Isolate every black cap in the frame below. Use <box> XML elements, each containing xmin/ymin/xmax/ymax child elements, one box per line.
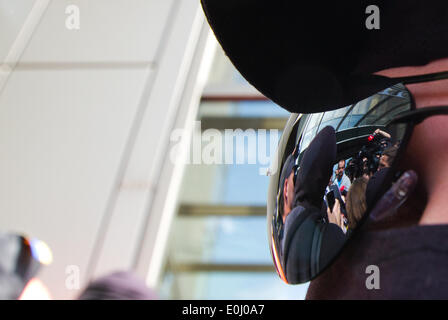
<box><xmin>294</xmin><ymin>126</ymin><xmax>337</xmax><ymax>209</ymax></box>
<box><xmin>201</xmin><ymin>0</ymin><xmax>448</xmax><ymax>113</ymax></box>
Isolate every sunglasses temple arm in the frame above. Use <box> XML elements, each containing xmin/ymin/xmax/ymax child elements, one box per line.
<box><xmin>394</xmin><ymin>71</ymin><xmax>448</xmax><ymax>85</ymax></box>
<box><xmin>388</xmin><ymin>106</ymin><xmax>448</xmax><ymax>126</ymax></box>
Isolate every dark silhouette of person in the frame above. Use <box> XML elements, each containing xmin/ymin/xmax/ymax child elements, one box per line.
<box><xmin>276</xmin><ymin>126</ymin><xmax>347</xmax><ymax>284</ymax></box>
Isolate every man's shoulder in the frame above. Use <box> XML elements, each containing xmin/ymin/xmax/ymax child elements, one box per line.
<box><xmin>306</xmin><ymin>224</ymin><xmax>448</xmax><ymax>299</ymax></box>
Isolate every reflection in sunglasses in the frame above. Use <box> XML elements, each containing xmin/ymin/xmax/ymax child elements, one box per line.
<box><xmin>268</xmin><ymin>86</ymin><xmax>412</xmax><ymax>284</ymax></box>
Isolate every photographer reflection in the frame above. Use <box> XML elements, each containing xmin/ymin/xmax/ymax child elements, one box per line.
<box><xmin>378</xmin><ymin>146</ymin><xmax>398</xmax><ymax>171</ymax></box>
<box><xmin>275</xmin><ymin>126</ymin><xmax>347</xmax><ymax>283</ymax></box>
<box><xmin>335</xmin><ymin>129</ymin><xmax>395</xmax><ymax>234</ymax></box>
<box><xmin>373</xmin><ymin>128</ymin><xmax>391</xmax><ymax>141</ymax></box>
<box><xmin>346</xmin><ymin>128</ymin><xmax>393</xmax><ymax>182</ymax></box>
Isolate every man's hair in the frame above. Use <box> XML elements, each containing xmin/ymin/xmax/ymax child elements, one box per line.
<box><xmin>382</xmin><ymin>146</ymin><xmax>399</xmax><ymax>165</ymax></box>
<box><xmin>345</xmin><ymin>176</ymin><xmax>368</xmax><ymax>230</ymax></box>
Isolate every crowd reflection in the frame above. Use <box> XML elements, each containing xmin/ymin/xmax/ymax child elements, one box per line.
<box><xmin>325</xmin><ymin>129</ymin><xmax>399</xmax><ymax>234</ymax></box>
<box><xmin>271</xmin><ymin>123</ymin><xmax>405</xmax><ymax>284</ymax></box>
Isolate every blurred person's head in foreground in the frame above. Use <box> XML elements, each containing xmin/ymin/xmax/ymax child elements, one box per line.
<box><xmin>0</xmin><ymin>232</ymin><xmax>52</xmax><ymax>300</ymax></box>
<box><xmin>78</xmin><ymin>271</ymin><xmax>158</xmax><ymax>300</ymax></box>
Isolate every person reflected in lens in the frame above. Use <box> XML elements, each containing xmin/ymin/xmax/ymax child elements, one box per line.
<box><xmin>373</xmin><ymin>128</ymin><xmax>391</xmax><ymax>143</ymax></box>
<box><xmin>325</xmin><ymin>176</ymin><xmax>348</xmax><ymax>233</ymax></box>
<box><xmin>307</xmin><ymin>57</ymin><xmax>448</xmax><ymax>300</ymax></box>
<box><xmin>275</xmin><ymin>126</ymin><xmax>348</xmax><ymax>284</ymax></box>
<box><xmin>345</xmin><ymin>128</ymin><xmax>393</xmax><ymax>183</ymax></box>
<box><xmin>345</xmin><ymin>176</ymin><xmax>369</xmax><ymax>233</ymax></box>
<box><xmin>378</xmin><ymin>146</ymin><xmax>398</xmax><ymax>171</ymax></box>
<box><xmin>333</xmin><ymin>160</ymin><xmax>351</xmax><ymax>196</ymax></box>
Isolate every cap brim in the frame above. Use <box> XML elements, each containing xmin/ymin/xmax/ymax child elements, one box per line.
<box><xmin>201</xmin><ymin>0</ymin><xmax>448</xmax><ymax>113</ymax></box>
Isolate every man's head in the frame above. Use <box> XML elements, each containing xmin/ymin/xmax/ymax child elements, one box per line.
<box><xmin>376</xmin><ymin>59</ymin><xmax>448</xmax><ymax>174</ymax></box>
<box><xmin>378</xmin><ymin>154</ymin><xmax>389</xmax><ymax>170</ymax></box>
<box><xmin>336</xmin><ymin>160</ymin><xmax>346</xmax><ymax>180</ymax></box>
<box><xmin>203</xmin><ymin>0</ymin><xmax>448</xmax><ymax>224</ymax></box>
<box><xmin>375</xmin><ymin>57</ymin><xmax>448</xmax><ymax>225</ymax></box>
<box><xmin>378</xmin><ymin>146</ymin><xmax>398</xmax><ymax>170</ymax></box>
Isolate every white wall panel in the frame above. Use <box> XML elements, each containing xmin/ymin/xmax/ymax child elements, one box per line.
<box><xmin>0</xmin><ymin>0</ymin><xmax>207</xmax><ymax>300</ymax></box>
<box><xmin>90</xmin><ymin>0</ymin><xmax>205</xmax><ymax>280</ymax></box>
<box><xmin>0</xmin><ymin>67</ymin><xmax>150</xmax><ymax>299</ymax></box>
<box><xmin>19</xmin><ymin>0</ymin><xmax>174</xmax><ymax>63</ymax></box>
<box><xmin>0</xmin><ymin>0</ymin><xmax>36</xmax><ymax>62</ymax></box>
